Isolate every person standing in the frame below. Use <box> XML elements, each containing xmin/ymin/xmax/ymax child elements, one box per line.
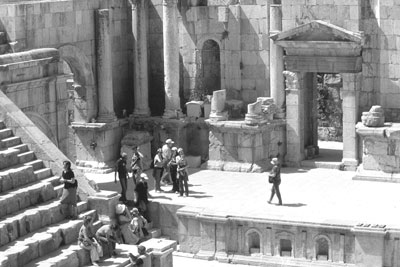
<box><xmin>169</xmin><ymin>147</ymin><xmax>179</xmax><ymax>193</ymax></box>
<box><xmin>115</xmin><ymin>153</ymin><xmax>129</xmax><ymax>202</ymax></box>
<box><xmin>131</xmin><ymin>146</ymin><xmax>144</xmax><ymax>185</ymax></box>
<box><xmin>267</xmin><ymin>157</ymin><xmax>282</xmax><ymax>205</ymax></box>
<box><xmin>152</xmin><ymin>148</ymin><xmax>164</xmax><ymax>193</ymax></box>
<box><xmin>176</xmin><ymin>148</ymin><xmax>189</xmax><ymax>197</ymax></box>
<box><xmin>161</xmin><ymin>139</ymin><xmax>174</xmax><ymax>184</ymax></box>
<box><xmin>134</xmin><ymin>173</ymin><xmax>151</xmax><ymax>223</ymax></box>
<box><xmin>60</xmin><ymin>160</ymin><xmax>78</xmax><ymax>219</ymax></box>
<box><xmin>78</xmin><ymin>216</ymin><xmax>103</xmax><ymax>266</ymax></box>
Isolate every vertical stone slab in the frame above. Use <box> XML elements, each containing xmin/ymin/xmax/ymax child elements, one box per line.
<box><xmin>95</xmin><ymin>9</ymin><xmax>117</xmax><ymax>123</ymax></box>
<box><xmin>265</xmin><ymin>227</ymin><xmax>273</xmax><ymax>256</ymax></box>
<box><xmin>130</xmin><ymin>0</ymin><xmax>150</xmax><ymax>117</ymax></box>
<box><xmin>353</xmin><ymin>226</ymin><xmax>386</xmax><ymax>267</ymax></box>
<box><xmin>163</xmin><ymin>0</ymin><xmax>181</xmax><ymax>119</ymax></box>
<box><xmin>269</xmin><ymin>4</ymin><xmax>285</xmax><ymax>117</ymax></box>
<box><xmin>284</xmin><ymin>71</ymin><xmax>304</xmax><ymax>166</ymax></box>
<box><xmin>339</xmin><ymin>233</ymin><xmax>345</xmax><ymax>263</ymax></box>
<box><xmin>196</xmin><ymin>221</ymin><xmax>216</xmax><ymax>260</ymax></box>
<box><xmin>342</xmin><ymin>72</ymin><xmax>360</xmax><ymax>170</ymax></box>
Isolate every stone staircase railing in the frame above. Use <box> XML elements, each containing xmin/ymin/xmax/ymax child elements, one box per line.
<box><xmin>0</xmin><ymin>121</ymin><xmax>102</xmax><ymax>267</ymax></box>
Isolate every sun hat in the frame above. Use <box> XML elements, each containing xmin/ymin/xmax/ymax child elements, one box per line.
<box><xmin>270</xmin><ymin>157</ymin><xmax>279</xmax><ymax>165</ymax></box>
<box><xmin>115</xmin><ymin>204</ymin><xmax>126</xmax><ymax>215</ymax></box>
<box><xmin>171</xmin><ymin>147</ymin><xmax>178</xmax><ymax>151</ymax></box>
<box><xmin>140</xmin><ymin>173</ymin><xmax>148</xmax><ymax>180</ymax></box>
<box><xmin>165</xmin><ymin>139</ymin><xmax>174</xmax><ymax>144</ymax></box>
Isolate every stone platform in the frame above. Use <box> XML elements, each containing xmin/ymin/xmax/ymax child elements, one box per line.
<box><xmin>93</xmin><ymin>167</ymin><xmax>400</xmax><ymax>266</ymax></box>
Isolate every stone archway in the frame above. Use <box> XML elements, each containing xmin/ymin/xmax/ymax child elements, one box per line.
<box><xmin>58</xmin><ymin>44</ymin><xmax>97</xmax><ymax>122</ymax></box>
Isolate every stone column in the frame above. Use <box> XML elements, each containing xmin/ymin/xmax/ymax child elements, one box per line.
<box><xmin>342</xmin><ymin>73</ymin><xmax>360</xmax><ymax>171</ymax></box>
<box><xmin>95</xmin><ymin>9</ymin><xmax>117</xmax><ymax>123</ymax></box>
<box><xmin>130</xmin><ymin>0</ymin><xmax>150</xmax><ymax>117</ymax></box>
<box><xmin>163</xmin><ymin>0</ymin><xmax>181</xmax><ymax>119</ymax></box>
<box><xmin>284</xmin><ymin>71</ymin><xmax>305</xmax><ymax>166</ymax></box>
<box><xmin>269</xmin><ymin>4</ymin><xmax>285</xmax><ymax>118</ymax></box>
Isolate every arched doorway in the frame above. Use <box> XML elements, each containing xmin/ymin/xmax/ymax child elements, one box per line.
<box><xmin>58</xmin><ymin>44</ymin><xmax>97</xmax><ymax>123</ymax></box>
<box><xmin>200</xmin><ymin>39</ymin><xmax>221</xmax><ymax>96</ymax></box>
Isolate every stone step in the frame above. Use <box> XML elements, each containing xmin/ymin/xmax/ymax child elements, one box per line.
<box><xmin>18</xmin><ymin>151</ymin><xmax>36</xmax><ymax>164</ymax></box>
<box><xmin>0</xmin><ymin>165</ymin><xmax>36</xmax><ymax>193</ymax></box>
<box><xmin>0</xmin><ymin>136</ymin><xmax>22</xmax><ymax>148</ymax></box>
<box><xmin>41</xmin><ymin>175</ymin><xmax>62</xmax><ymax>187</ymax></box>
<box><xmin>0</xmin><ymin>148</ymin><xmax>20</xmax><ymax>170</ymax></box>
<box><xmin>0</xmin><ymin>210</ymin><xmax>99</xmax><ymax>267</ymax></box>
<box><xmin>0</xmin><ymin>121</ymin><xmax>5</xmax><ymax>130</ymax></box>
<box><xmin>0</xmin><ymin>128</ymin><xmax>12</xmax><ymax>140</ymax></box>
<box><xmin>24</xmin><ymin>159</ymin><xmax>44</xmax><ymax>171</ymax></box>
<box><xmin>0</xmin><ymin>201</ymin><xmax>88</xmax><ymax>247</ymax></box>
<box><xmin>34</xmin><ymin>167</ymin><xmax>52</xmax><ymax>180</ymax></box>
<box><xmin>10</xmin><ymin>143</ymin><xmax>29</xmax><ymax>153</ymax></box>
<box><xmin>0</xmin><ymin>43</ymin><xmax>10</xmax><ymax>54</ymax></box>
<box><xmin>300</xmin><ymin>160</ymin><xmax>343</xmax><ymax>170</ymax></box>
<box><xmin>54</xmin><ymin>184</ymin><xmax>64</xmax><ymax>197</ymax></box>
<box><xmin>0</xmin><ymin>180</ymin><xmax>57</xmax><ymax>218</ymax></box>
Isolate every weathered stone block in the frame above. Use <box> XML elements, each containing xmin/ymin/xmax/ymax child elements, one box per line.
<box><xmin>238</xmin><ymin>147</ymin><xmax>253</xmax><ymax>162</ymax></box>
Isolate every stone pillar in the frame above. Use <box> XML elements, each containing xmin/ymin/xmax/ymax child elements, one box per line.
<box><xmin>130</xmin><ymin>0</ymin><xmax>150</xmax><ymax>117</ymax></box>
<box><xmin>284</xmin><ymin>71</ymin><xmax>305</xmax><ymax>166</ymax></box>
<box><xmin>95</xmin><ymin>9</ymin><xmax>117</xmax><ymax>123</ymax></box>
<box><xmin>342</xmin><ymin>73</ymin><xmax>360</xmax><ymax>171</ymax></box>
<box><xmin>269</xmin><ymin>4</ymin><xmax>285</xmax><ymax>118</ymax></box>
<box><xmin>163</xmin><ymin>0</ymin><xmax>181</xmax><ymax>119</ymax></box>
<box><xmin>353</xmin><ymin>225</ymin><xmax>386</xmax><ymax>267</ymax></box>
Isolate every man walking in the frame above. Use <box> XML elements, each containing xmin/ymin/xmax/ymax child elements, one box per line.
<box><xmin>267</xmin><ymin>157</ymin><xmax>282</xmax><ymax>205</ymax></box>
<box><xmin>160</xmin><ymin>139</ymin><xmax>174</xmax><ymax>184</ymax></box>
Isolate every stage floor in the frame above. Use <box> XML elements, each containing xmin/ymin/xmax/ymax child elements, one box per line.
<box><xmin>89</xmin><ymin>167</ymin><xmax>400</xmax><ymax>229</ymax></box>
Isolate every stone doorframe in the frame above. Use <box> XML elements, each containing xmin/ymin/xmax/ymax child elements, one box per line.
<box><xmin>270</xmin><ymin>20</ymin><xmax>363</xmax><ymax>170</ymax></box>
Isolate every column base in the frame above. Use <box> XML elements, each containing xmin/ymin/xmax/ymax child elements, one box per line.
<box><xmin>133</xmin><ymin>107</ymin><xmax>150</xmax><ymax>117</ymax></box>
<box><xmin>342</xmin><ymin>158</ymin><xmax>358</xmax><ymax>171</ymax></box>
<box><xmin>163</xmin><ymin>109</ymin><xmax>183</xmax><ymax>119</ymax></box>
<box><xmin>97</xmin><ymin>112</ymin><xmax>117</xmax><ymax>123</ymax></box>
<box><xmin>209</xmin><ymin>111</ymin><xmax>228</xmax><ymax>122</ymax></box>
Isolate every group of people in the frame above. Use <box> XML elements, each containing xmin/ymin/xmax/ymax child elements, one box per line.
<box><xmin>152</xmin><ymin>139</ymin><xmax>189</xmax><ymax>197</ymax></box>
<box><xmin>114</xmin><ymin>138</ymin><xmax>190</xmax><ymax>202</ymax></box>
<box><xmin>77</xmin><ymin>206</ymin><xmax>150</xmax><ymax>266</ymax></box>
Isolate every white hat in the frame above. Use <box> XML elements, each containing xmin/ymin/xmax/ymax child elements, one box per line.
<box><xmin>165</xmin><ymin>139</ymin><xmax>174</xmax><ymax>144</ymax></box>
<box><xmin>116</xmin><ymin>204</ymin><xmax>126</xmax><ymax>215</ymax></box>
<box><xmin>140</xmin><ymin>173</ymin><xmax>148</xmax><ymax>180</ymax></box>
<box><xmin>270</xmin><ymin>157</ymin><xmax>279</xmax><ymax>165</ymax></box>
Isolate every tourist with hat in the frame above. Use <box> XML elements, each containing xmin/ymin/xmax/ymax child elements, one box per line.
<box><xmin>134</xmin><ymin>173</ymin><xmax>151</xmax><ymax>223</ymax></box>
<box><xmin>160</xmin><ymin>138</ymin><xmax>174</xmax><ymax>185</ymax></box>
<box><xmin>130</xmin><ymin>208</ymin><xmax>150</xmax><ymax>243</ymax></box>
<box><xmin>267</xmin><ymin>157</ymin><xmax>282</xmax><ymax>205</ymax></box>
<box><xmin>115</xmin><ymin>204</ymin><xmax>139</xmax><ymax>244</ymax></box>
<box><xmin>115</xmin><ymin>153</ymin><xmax>129</xmax><ymax>202</ymax></box>
<box><xmin>95</xmin><ymin>222</ymin><xmax>122</xmax><ymax>258</ymax></box>
<box><xmin>78</xmin><ymin>215</ymin><xmax>103</xmax><ymax>266</ymax></box>
<box><xmin>131</xmin><ymin>146</ymin><xmax>144</xmax><ymax>185</ymax></box>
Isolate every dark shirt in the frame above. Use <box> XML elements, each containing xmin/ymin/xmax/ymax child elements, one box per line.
<box><xmin>270</xmin><ymin>165</ymin><xmax>281</xmax><ymax>184</ymax></box>
<box><xmin>62</xmin><ymin>170</ymin><xmax>77</xmax><ymax>189</ymax></box>
<box><xmin>116</xmin><ymin>158</ymin><xmax>128</xmax><ymax>178</ymax></box>
<box><xmin>135</xmin><ymin>180</ymin><xmax>149</xmax><ymax>204</ymax></box>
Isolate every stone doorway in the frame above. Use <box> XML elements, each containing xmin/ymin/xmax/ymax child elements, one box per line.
<box><xmin>272</xmin><ymin>20</ymin><xmax>363</xmax><ymax>170</ymax></box>
<box><xmin>200</xmin><ymin>39</ymin><xmax>221</xmax><ymax>96</ymax></box>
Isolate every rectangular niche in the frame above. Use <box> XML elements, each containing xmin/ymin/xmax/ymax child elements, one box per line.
<box><xmin>280</xmin><ymin>239</ymin><xmax>292</xmax><ymax>257</ymax></box>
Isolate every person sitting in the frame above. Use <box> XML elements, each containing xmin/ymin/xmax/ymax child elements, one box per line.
<box><xmin>130</xmin><ymin>208</ymin><xmax>150</xmax><ymax>243</ymax></box>
<box><xmin>95</xmin><ymin>222</ymin><xmax>122</xmax><ymax>258</ymax></box>
<box><xmin>115</xmin><ymin>204</ymin><xmax>139</xmax><ymax>244</ymax></box>
<box><xmin>78</xmin><ymin>215</ymin><xmax>103</xmax><ymax>266</ymax></box>
<box><xmin>129</xmin><ymin>245</ymin><xmax>151</xmax><ymax>267</ymax></box>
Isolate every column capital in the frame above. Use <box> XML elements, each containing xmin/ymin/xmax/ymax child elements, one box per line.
<box><xmin>128</xmin><ymin>0</ymin><xmax>138</xmax><ymax>9</ymax></box>
<box><xmin>163</xmin><ymin>0</ymin><xmax>178</xmax><ymax>7</ymax></box>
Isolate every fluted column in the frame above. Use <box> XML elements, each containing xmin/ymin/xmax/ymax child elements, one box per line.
<box><xmin>95</xmin><ymin>9</ymin><xmax>117</xmax><ymax>122</ymax></box>
<box><xmin>130</xmin><ymin>0</ymin><xmax>150</xmax><ymax>117</ymax></box>
<box><xmin>163</xmin><ymin>0</ymin><xmax>181</xmax><ymax>119</ymax></box>
<box><xmin>269</xmin><ymin>4</ymin><xmax>285</xmax><ymax>118</ymax></box>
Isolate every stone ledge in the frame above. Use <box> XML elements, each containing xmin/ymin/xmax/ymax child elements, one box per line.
<box><xmin>353</xmin><ymin>165</ymin><xmax>400</xmax><ymax>183</ymax></box>
<box><xmin>71</xmin><ymin>118</ymin><xmax>128</xmax><ymax>131</ymax></box>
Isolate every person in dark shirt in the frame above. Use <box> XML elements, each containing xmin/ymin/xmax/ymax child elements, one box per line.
<box><xmin>134</xmin><ymin>173</ymin><xmax>151</xmax><ymax>223</ymax></box>
<box><xmin>60</xmin><ymin>160</ymin><xmax>78</xmax><ymax>219</ymax></box>
<box><xmin>115</xmin><ymin>153</ymin><xmax>129</xmax><ymax>202</ymax></box>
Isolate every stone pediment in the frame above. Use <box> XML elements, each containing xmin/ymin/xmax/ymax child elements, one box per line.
<box><xmin>271</xmin><ymin>20</ymin><xmax>363</xmax><ymax>58</ymax></box>
<box><xmin>271</xmin><ymin>20</ymin><xmax>362</xmax><ymax>43</ymax></box>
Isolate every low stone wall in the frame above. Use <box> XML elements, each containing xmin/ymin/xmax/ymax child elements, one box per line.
<box><xmin>203</xmin><ymin>119</ymin><xmax>286</xmax><ymax>172</ymax></box>
<box><xmin>355</xmin><ymin>122</ymin><xmax>400</xmax><ymax>182</ymax></box>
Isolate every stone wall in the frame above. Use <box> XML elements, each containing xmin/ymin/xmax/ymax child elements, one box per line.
<box><xmin>149</xmin><ymin>0</ymin><xmax>270</xmax><ymax>115</ymax></box>
<box><xmin>0</xmin><ymin>0</ymin><xmax>133</xmax><ymax>117</ymax></box>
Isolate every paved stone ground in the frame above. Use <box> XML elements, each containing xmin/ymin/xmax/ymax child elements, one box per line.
<box><xmin>87</xmin><ymin>167</ymin><xmax>400</xmax><ymax>229</ymax></box>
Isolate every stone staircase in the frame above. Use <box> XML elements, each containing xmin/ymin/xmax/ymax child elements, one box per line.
<box><xmin>0</xmin><ymin>121</ymin><xmax>102</xmax><ymax>267</ymax></box>
<box><xmin>0</xmin><ymin>31</ymin><xmax>11</xmax><ymax>54</ymax></box>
